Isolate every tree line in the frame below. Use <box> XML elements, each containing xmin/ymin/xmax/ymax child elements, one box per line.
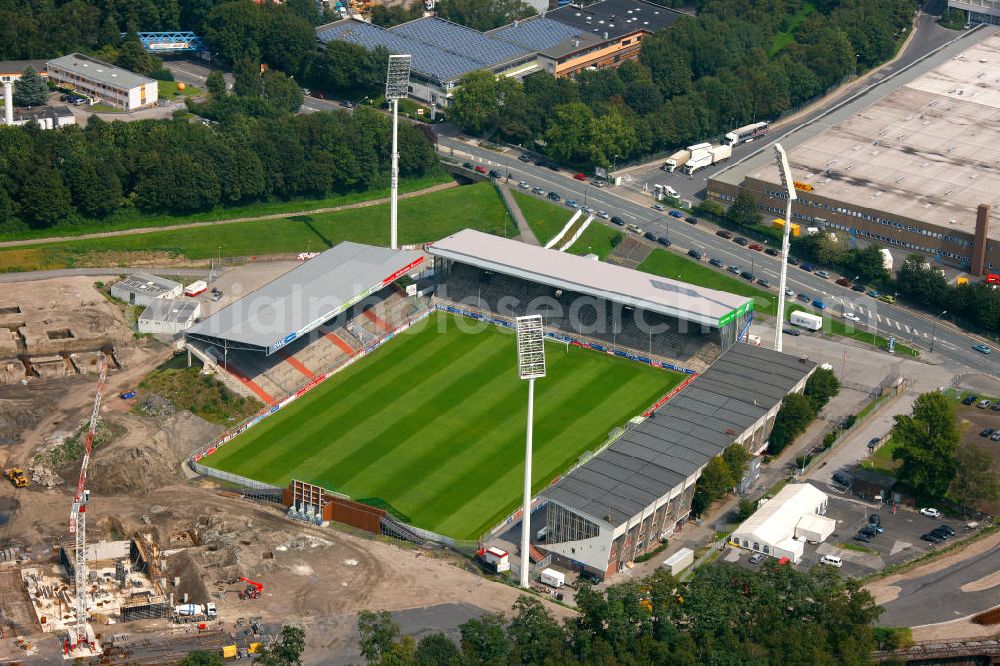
<box><xmin>0</xmin><ymin>95</ymin><xmax>437</xmax><ymax>233</ymax></box>
<box><xmin>356</xmin><ymin>562</ymin><xmax>884</xmax><ymax>665</ymax></box>
<box><xmin>897</xmin><ymin>255</ymin><xmax>1000</xmax><ymax>336</ymax></box>
<box><xmin>768</xmin><ymin>368</ymin><xmax>840</xmax><ymax>456</ymax></box>
<box><xmin>445</xmin><ymin>0</ymin><xmax>915</xmax><ymax>168</ymax></box>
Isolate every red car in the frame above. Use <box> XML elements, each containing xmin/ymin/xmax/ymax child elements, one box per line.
<box><xmin>836</xmin><ymin>277</ymin><xmax>853</xmax><ymax>288</ymax></box>
<box><xmin>474</xmin><ymin>165</ymin><xmax>488</xmax><ymax>174</ymax></box>
<box><xmin>749</xmin><ymin>243</ymin><xmax>764</xmax><ymax>251</ymax></box>
<box><xmin>573</xmin><ymin>172</ymin><xmax>587</xmax><ymax>181</ymax></box>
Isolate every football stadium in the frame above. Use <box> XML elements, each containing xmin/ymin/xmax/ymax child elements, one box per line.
<box><xmin>186</xmin><ymin>230</ymin><xmax>765</xmax><ymax>547</ymax></box>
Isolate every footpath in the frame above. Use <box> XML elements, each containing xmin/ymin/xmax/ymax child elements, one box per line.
<box><xmin>0</xmin><ymin>181</ymin><xmax>458</xmax><ymax>249</ymax></box>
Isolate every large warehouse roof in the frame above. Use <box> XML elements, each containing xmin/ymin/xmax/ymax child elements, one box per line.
<box><xmin>546</xmin><ymin>0</ymin><xmax>682</xmax><ymax>41</ymax></box>
<box><xmin>740</xmin><ymin>34</ymin><xmax>1000</xmax><ymax>240</ymax></box>
<box><xmin>186</xmin><ymin>243</ymin><xmax>422</xmax><ymax>355</ymax></box>
<box><xmin>429</xmin><ymin>229</ymin><xmax>752</xmax><ymax>328</ymax></box>
<box><xmin>542</xmin><ymin>344</ymin><xmax>816</xmax><ymax>527</ymax></box>
<box><xmin>487</xmin><ymin>18</ymin><xmax>602</xmax><ymax>57</ymax></box>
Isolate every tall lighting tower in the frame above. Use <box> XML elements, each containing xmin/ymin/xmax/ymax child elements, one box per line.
<box><xmin>385</xmin><ymin>54</ymin><xmax>411</xmax><ymax>251</ymax></box>
<box><xmin>772</xmin><ymin>144</ymin><xmax>797</xmax><ymax>352</ymax></box>
<box><xmin>515</xmin><ymin>315</ymin><xmax>545</xmax><ymax>589</ymax></box>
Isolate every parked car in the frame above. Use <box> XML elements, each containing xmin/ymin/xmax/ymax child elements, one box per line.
<box><xmin>991</xmin><ymin>431</ymin><xmax>1000</xmax><ymax>442</ymax></box>
<box><xmin>800</xmin><ymin>263</ymin><xmax>815</xmax><ymax>272</ymax></box>
<box><xmin>921</xmin><ymin>532</ymin><xmax>944</xmax><ymax>543</ymax></box>
<box><xmin>685</xmin><ymin>217</ymin><xmax>699</xmax><ymax>225</ymax></box>
<box><xmin>652</xmin><ymin>203</ymin><xmax>666</xmax><ymax>211</ymax></box>
<box><xmin>981</xmin><ymin>428</ymin><xmax>995</xmax><ymax>437</ymax></box>
<box><xmin>844</xmin><ymin>312</ymin><xmax>861</xmax><ymax>322</ymax></box>
<box><xmin>591</xmin><ymin>180</ymin><xmax>606</xmax><ymax>188</ymax></box>
<box><xmin>547</xmin><ymin>192</ymin><xmax>561</xmax><ymax>201</ymax></box>
<box><xmin>734</xmin><ymin>237</ymin><xmax>749</xmax><ymax>246</ymax></box>
<box><xmin>787</xmin><ymin>256</ymin><xmax>801</xmax><ymax>266</ymax></box>
<box><xmin>474</xmin><ymin>165</ymin><xmax>488</xmax><ymax>174</ymax></box>
<box><xmin>716</xmin><ymin>230</ymin><xmax>733</xmax><ymax>239</ymax></box>
<box><xmin>518</xmin><ymin>154</ymin><xmax>532</xmax><ymax>162</ymax></box>
<box><xmin>937</xmin><ymin>525</ymin><xmax>956</xmax><ymax>537</ymax></box>
<box><xmin>973</xmin><ymin>343</ymin><xmax>993</xmax><ymax>354</ymax></box>
<box><xmin>920</xmin><ymin>508</ymin><xmax>941</xmax><ymax>518</ymax></box>
<box><xmin>756</xmin><ymin>278</ymin><xmax>772</xmax><ymax>288</ymax></box>
<box><xmin>573</xmin><ymin>172</ymin><xmax>587</xmax><ymax>181</ymax></box>
<box><xmin>610</xmin><ymin>215</ymin><xmax>624</xmax><ymax>226</ymax></box>
<box><xmin>978</xmin><ymin>399</ymin><xmax>992</xmax><ymax>409</ymax></box>
<box><xmin>669</xmin><ymin>210</ymin><xmax>683</xmax><ymax>218</ymax></box>
<box><xmin>820</xmin><ymin>555</ymin><xmax>843</xmax><ymax>567</ymax></box>
<box><xmin>596</xmin><ymin>210</ymin><xmax>610</xmax><ymax>219</ymax></box>
<box><xmin>709</xmin><ymin>258</ymin><xmax>724</xmax><ymax>267</ymax></box>
<box><xmin>740</xmin><ymin>271</ymin><xmax>755</xmax><ymax>281</ymax></box>
<box><xmin>688</xmin><ymin>249</ymin><xmax>703</xmax><ymax>260</ymax></box>
<box><xmin>783</xmin><ymin>327</ymin><xmax>801</xmax><ymax>336</ymax></box>
<box><xmin>836</xmin><ymin>277</ymin><xmax>853</xmax><ymax>288</ymax></box>
<box><xmin>815</xmin><ymin>270</ymin><xmax>831</xmax><ymax>279</ymax></box>
<box><xmin>854</xmin><ymin>533</ymin><xmax>872</xmax><ymax>543</ymax></box>
<box><xmin>727</xmin><ymin>265</ymin><xmax>741</xmax><ymax>274</ymax></box>
<box><xmin>784</xmin><ymin>288</ymin><xmax>795</xmax><ymax>297</ymax></box>
<box><xmin>962</xmin><ymin>395</ymin><xmax>978</xmax><ymax>405</ymax></box>
<box><xmin>852</xmin><ymin>284</ymin><xmax>867</xmax><ymax>292</ymax></box>
<box><xmin>869</xmin><ymin>514</ymin><xmax>881</xmax><ymax>526</ymax></box>
<box><xmin>749</xmin><ymin>553</ymin><xmax>765</xmax><ymax>565</ymax></box>
<box><xmin>626</xmin><ymin>224</ymin><xmax>643</xmax><ymax>235</ymax></box>
<box><xmin>657</xmin><ymin>236</ymin><xmax>671</xmax><ymax>247</ymax></box>
<box><xmin>581</xmin><ymin>206</ymin><xmax>594</xmax><ymax>215</ymax></box>
<box><xmin>487</xmin><ymin>169</ymin><xmax>502</xmax><ymax>178</ymax></box>
<box><xmin>764</xmin><ymin>248</ymin><xmax>781</xmax><ymax>256</ymax></box>
<box><xmin>812</xmin><ymin>299</ymin><xmax>826</xmax><ymax>309</ymax></box>
<box><xmin>532</xmin><ymin>186</ymin><xmax>545</xmax><ymax>195</ymax></box>
<box><xmin>462</xmin><ymin>162</ymin><xmax>475</xmax><ymax>169</ymax></box>
<box><xmin>517</xmin><ymin>180</ymin><xmax>529</xmax><ymax>189</ymax></box>
<box><xmin>867</xmin><ymin>289</ymin><xmax>880</xmax><ymax>298</ymax></box>
<box><xmin>992</xmin><ymin>401</ymin><xmax>1000</xmax><ymax>411</ymax></box>
<box><xmin>797</xmin><ymin>293</ymin><xmax>811</xmax><ymax>303</ymax></box>
<box><xmin>644</xmin><ymin>231</ymin><xmax>657</xmax><ymax>241</ymax></box>
<box><xmin>748</xmin><ymin>242</ymin><xmax>764</xmax><ymax>251</ymax></box>
<box><xmin>832</xmin><ymin>472</ymin><xmax>851</xmax><ymax>486</ymax></box>
<box><xmin>565</xmin><ymin>199</ymin><xmax>578</xmax><ymax>208</ymax></box>
<box><xmin>547</xmin><ymin>163</ymin><xmax>560</xmax><ymax>171</ymax></box>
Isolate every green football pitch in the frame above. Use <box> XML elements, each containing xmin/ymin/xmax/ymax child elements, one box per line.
<box><xmin>202</xmin><ymin>312</ymin><xmax>684</xmax><ymax>540</ymax></box>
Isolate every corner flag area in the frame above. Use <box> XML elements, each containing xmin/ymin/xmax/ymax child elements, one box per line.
<box><xmin>200</xmin><ymin>312</ymin><xmax>684</xmax><ymax>540</ymax></box>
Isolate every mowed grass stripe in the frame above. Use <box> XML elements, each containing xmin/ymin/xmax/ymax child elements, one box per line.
<box><xmin>203</xmin><ymin>312</ymin><xmax>683</xmax><ymax>540</ymax></box>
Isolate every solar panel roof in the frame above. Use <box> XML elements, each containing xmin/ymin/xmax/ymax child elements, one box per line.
<box><xmin>542</xmin><ymin>344</ymin><xmax>816</xmax><ymax>526</ymax></box>
<box><xmin>487</xmin><ymin>17</ymin><xmax>592</xmax><ymax>53</ymax></box>
<box><xmin>546</xmin><ymin>0</ymin><xmax>682</xmax><ymax>41</ymax></box>
<box><xmin>392</xmin><ymin>17</ymin><xmax>532</xmax><ymax>67</ymax></box>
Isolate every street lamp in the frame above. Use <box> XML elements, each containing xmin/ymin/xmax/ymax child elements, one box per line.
<box><xmin>931</xmin><ymin>310</ymin><xmax>947</xmax><ymax>353</ymax></box>
<box><xmin>515</xmin><ymin>315</ymin><xmax>545</xmax><ymax>589</ymax></box>
<box><xmin>385</xmin><ymin>54</ymin><xmax>412</xmax><ymax>250</ymax></box>
<box><xmin>772</xmin><ymin>144</ymin><xmax>797</xmax><ymax>352</ymax></box>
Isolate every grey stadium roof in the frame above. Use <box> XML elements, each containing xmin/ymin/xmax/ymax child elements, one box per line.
<box><xmin>542</xmin><ymin>344</ymin><xmax>816</xmax><ymax>527</ymax></box>
<box><xmin>429</xmin><ymin>229</ymin><xmax>752</xmax><ymax>328</ymax></box>
<box><xmin>140</xmin><ymin>298</ymin><xmax>199</xmax><ymax>324</ymax></box>
<box><xmin>487</xmin><ymin>17</ymin><xmax>603</xmax><ymax>58</ymax></box>
<box><xmin>47</xmin><ymin>53</ymin><xmax>155</xmax><ymax>90</ymax></box>
<box><xmin>392</xmin><ymin>17</ymin><xmax>532</xmax><ymax>67</ymax></box>
<box><xmin>185</xmin><ymin>242</ymin><xmax>423</xmax><ymax>355</ymax></box>
<box><xmin>546</xmin><ymin>0</ymin><xmax>682</xmax><ymax>41</ymax></box>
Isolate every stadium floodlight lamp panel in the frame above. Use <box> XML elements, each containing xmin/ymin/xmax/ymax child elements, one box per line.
<box><xmin>516</xmin><ymin>315</ymin><xmax>546</xmax><ymax>380</ymax></box>
<box><xmin>773</xmin><ymin>143</ymin><xmax>796</xmax><ymax>353</ymax></box>
<box><xmin>773</xmin><ymin>144</ymin><xmax>798</xmax><ymax>202</ymax></box>
<box><xmin>385</xmin><ymin>55</ymin><xmax>412</xmax><ymax>100</ymax></box>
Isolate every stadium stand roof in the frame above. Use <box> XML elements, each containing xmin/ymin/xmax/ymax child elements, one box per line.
<box><xmin>185</xmin><ymin>243</ymin><xmax>423</xmax><ymax>355</ymax></box>
<box><xmin>316</xmin><ymin>17</ymin><xmax>532</xmax><ymax>84</ymax></box>
<box><xmin>546</xmin><ymin>0</ymin><xmax>682</xmax><ymax>41</ymax></box>
<box><xmin>542</xmin><ymin>344</ymin><xmax>816</xmax><ymax>526</ymax></box>
<box><xmin>428</xmin><ymin>229</ymin><xmax>753</xmax><ymax>328</ymax></box>
<box><xmin>487</xmin><ymin>17</ymin><xmax>602</xmax><ymax>57</ymax></box>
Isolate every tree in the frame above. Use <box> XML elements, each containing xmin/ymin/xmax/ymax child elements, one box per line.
<box><xmin>768</xmin><ymin>392</ymin><xmax>816</xmax><ymax>455</ymax></box>
<box><xmin>736</xmin><ymin>497</ymin><xmax>757</xmax><ymax>521</ymax></box>
<box><xmin>17</xmin><ymin>165</ymin><xmax>73</xmax><ymax>228</ymax></box>
<box><xmin>116</xmin><ymin>34</ymin><xmax>160</xmax><ymax>75</ymax></box>
<box><xmin>587</xmin><ymin>110</ymin><xmax>638</xmax><ymax>166</ymax></box>
<box><xmin>459</xmin><ymin>613</ymin><xmax>510</xmax><ymax>665</ymax></box>
<box><xmin>892</xmin><ymin>392</ymin><xmax>959</xmax><ymax>497</ymax></box>
<box><xmin>206</xmin><ymin>71</ymin><xmax>228</xmax><ymax>98</ymax></box>
<box><xmin>414</xmin><ymin>633</ymin><xmax>462</xmax><ymax>666</ymax></box>
<box><xmin>12</xmin><ymin>67</ymin><xmax>48</xmax><ymax>107</ymax></box>
<box><xmin>721</xmin><ymin>443</ymin><xmax>750</xmax><ymax>481</ymax></box>
<box><xmin>804</xmin><ymin>367</ymin><xmax>840</xmax><ymax>413</ymax></box>
<box><xmin>254</xmin><ymin>625</ymin><xmax>306</xmax><ymax>666</ymax></box>
<box><xmin>544</xmin><ymin>102</ymin><xmax>594</xmax><ymax>165</ymax></box>
<box><xmin>951</xmin><ymin>443</ymin><xmax>1000</xmax><ymax>513</ymax></box>
<box><xmin>233</xmin><ymin>58</ymin><xmax>263</xmax><ymax>97</ymax></box>
<box><xmin>449</xmin><ymin>70</ymin><xmax>521</xmax><ymax>137</ymax></box>
<box><xmin>179</xmin><ymin>651</ymin><xmax>224</xmax><ymax>666</ymax></box>
<box><xmin>848</xmin><ymin>244</ymin><xmax>890</xmax><ymax>283</ymax></box>
<box><xmin>691</xmin><ymin>455</ymin><xmax>736</xmax><ymax>516</ymax></box>
<box><xmin>358</xmin><ymin>610</ymin><xmax>400</xmax><ymax>664</ymax></box>
<box><xmin>727</xmin><ymin>189</ymin><xmax>761</xmax><ymax>227</ymax></box>
<box><xmin>261</xmin><ymin>70</ymin><xmax>303</xmax><ymax>113</ymax></box>
<box><xmin>506</xmin><ymin>596</ymin><xmax>566</xmax><ymax>663</ymax></box>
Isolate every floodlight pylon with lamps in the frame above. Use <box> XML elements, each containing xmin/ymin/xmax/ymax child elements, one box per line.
<box><xmin>515</xmin><ymin>315</ymin><xmax>545</xmax><ymax>589</ymax></box>
<box><xmin>772</xmin><ymin>143</ymin><xmax>797</xmax><ymax>352</ymax></box>
<box><xmin>386</xmin><ymin>55</ymin><xmax>411</xmax><ymax>251</ymax></box>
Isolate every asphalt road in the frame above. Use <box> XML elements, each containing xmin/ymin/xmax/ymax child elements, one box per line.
<box><xmin>437</xmin><ymin>136</ymin><xmax>998</xmax><ymax>377</ymax></box>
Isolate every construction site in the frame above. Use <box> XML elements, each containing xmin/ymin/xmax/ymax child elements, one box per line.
<box><xmin>0</xmin><ymin>267</ymin><xmax>576</xmax><ymax>664</ymax></box>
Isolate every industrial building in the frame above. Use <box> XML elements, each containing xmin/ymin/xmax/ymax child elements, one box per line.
<box><xmin>316</xmin><ymin>0</ymin><xmax>681</xmax><ymax>104</ymax></box>
<box><xmin>950</xmin><ymin>0</ymin><xmax>1000</xmax><ymax>25</ymax></box>
<box><xmin>110</xmin><ymin>272</ymin><xmax>183</xmax><ymax>308</ymax></box>
<box><xmin>537</xmin><ymin>344</ymin><xmax>817</xmax><ymax>580</ymax></box>
<box><xmin>729</xmin><ymin>484</ymin><xmax>835</xmax><ymax>563</ymax></box>
<box><xmin>0</xmin><ymin>59</ymin><xmax>48</xmax><ymax>84</ymax></box>
<box><xmin>708</xmin><ymin>35</ymin><xmax>1000</xmax><ymax>275</ymax></box>
<box><xmin>46</xmin><ymin>53</ymin><xmax>158</xmax><ymax>110</ymax></box>
<box><xmin>138</xmin><ymin>298</ymin><xmax>201</xmax><ymax>335</ymax></box>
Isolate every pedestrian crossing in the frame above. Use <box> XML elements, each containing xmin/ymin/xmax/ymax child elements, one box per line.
<box><xmin>840</xmin><ymin>301</ymin><xmax>931</xmax><ymax>338</ymax></box>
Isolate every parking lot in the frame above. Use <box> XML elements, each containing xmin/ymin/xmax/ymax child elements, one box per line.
<box><xmin>724</xmin><ymin>484</ymin><xmax>973</xmax><ymax>578</ymax></box>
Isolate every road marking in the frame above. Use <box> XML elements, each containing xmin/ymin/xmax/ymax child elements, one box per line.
<box><xmin>876</xmin><ymin>313</ymin><xmax>883</xmax><ymax>323</ymax></box>
<box><xmin>894</xmin><ymin>320</ymin><xmax>901</xmax><ymax>330</ymax></box>
<box><xmin>904</xmin><ymin>325</ymin><xmax>911</xmax><ymax>334</ymax></box>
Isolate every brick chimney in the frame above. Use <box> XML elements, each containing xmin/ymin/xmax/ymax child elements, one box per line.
<box><xmin>971</xmin><ymin>204</ymin><xmax>990</xmax><ymax>277</ymax></box>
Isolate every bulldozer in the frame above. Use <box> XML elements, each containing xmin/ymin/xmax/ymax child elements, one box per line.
<box><xmin>5</xmin><ymin>468</ymin><xmax>28</xmax><ymax>488</ymax></box>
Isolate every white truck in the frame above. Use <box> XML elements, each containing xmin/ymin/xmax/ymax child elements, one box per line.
<box><xmin>709</xmin><ymin>144</ymin><xmax>732</xmax><ymax>164</ymax></box>
<box><xmin>539</xmin><ymin>568</ymin><xmax>565</xmax><ymax>588</ymax></box>
<box><xmin>662</xmin><ymin>149</ymin><xmax>690</xmax><ymax>173</ymax></box>
<box><xmin>681</xmin><ymin>154</ymin><xmax>713</xmax><ymax>175</ymax></box>
<box><xmin>790</xmin><ymin>311</ymin><xmax>823</xmax><ymax>331</ymax></box>
<box><xmin>173</xmin><ymin>603</ymin><xmax>218</xmax><ymax>622</ymax></box>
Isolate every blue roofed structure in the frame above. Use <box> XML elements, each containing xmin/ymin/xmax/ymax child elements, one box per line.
<box><xmin>392</xmin><ymin>17</ymin><xmax>532</xmax><ymax>68</ymax></box>
<box><xmin>488</xmin><ymin>17</ymin><xmax>595</xmax><ymax>54</ymax></box>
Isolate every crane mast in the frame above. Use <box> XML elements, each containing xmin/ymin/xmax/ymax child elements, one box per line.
<box><xmin>67</xmin><ymin>353</ymin><xmax>108</xmax><ymax>653</ymax></box>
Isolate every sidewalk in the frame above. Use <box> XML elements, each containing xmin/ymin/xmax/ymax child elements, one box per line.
<box><xmin>497</xmin><ymin>183</ymin><xmax>540</xmax><ymax>246</ymax></box>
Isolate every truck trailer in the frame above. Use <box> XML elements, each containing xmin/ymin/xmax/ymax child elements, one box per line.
<box><xmin>709</xmin><ymin>144</ymin><xmax>732</xmax><ymax>163</ymax></box>
<box><xmin>681</xmin><ymin>154</ymin><xmax>713</xmax><ymax>175</ymax></box>
<box><xmin>663</xmin><ymin>149</ymin><xmax>691</xmax><ymax>172</ymax></box>
<box><xmin>539</xmin><ymin>568</ymin><xmax>565</xmax><ymax>588</ymax></box>
<box><xmin>790</xmin><ymin>311</ymin><xmax>823</xmax><ymax>331</ymax></box>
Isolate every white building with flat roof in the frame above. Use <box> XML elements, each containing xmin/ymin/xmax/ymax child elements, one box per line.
<box><xmin>729</xmin><ymin>484</ymin><xmax>835</xmax><ymax>563</ymax></box>
<box><xmin>138</xmin><ymin>298</ymin><xmax>201</xmax><ymax>335</ymax></box>
<box><xmin>46</xmin><ymin>53</ymin><xmax>157</xmax><ymax>110</ymax></box>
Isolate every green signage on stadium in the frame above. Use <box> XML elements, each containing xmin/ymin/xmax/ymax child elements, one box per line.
<box><xmin>717</xmin><ymin>300</ymin><xmax>754</xmax><ymax>327</ymax></box>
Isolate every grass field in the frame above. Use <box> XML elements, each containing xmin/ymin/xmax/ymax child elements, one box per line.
<box><xmin>513</xmin><ymin>191</ymin><xmax>623</xmax><ymax>260</ymax></box>
<box><xmin>0</xmin><ymin>182</ymin><xmax>514</xmax><ymax>273</ymax></box>
<box><xmin>0</xmin><ymin>173</ymin><xmax>451</xmax><ymax>243</ymax></box>
<box><xmin>638</xmin><ymin>249</ymin><xmax>778</xmax><ymax>315</ymax></box>
<box><xmin>201</xmin><ymin>312</ymin><xmax>683</xmax><ymax>540</ymax></box>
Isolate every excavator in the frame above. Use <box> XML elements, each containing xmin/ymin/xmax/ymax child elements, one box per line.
<box><xmin>4</xmin><ymin>467</ymin><xmax>28</xmax><ymax>488</ymax></box>
<box><xmin>239</xmin><ymin>577</ymin><xmax>263</xmax><ymax>600</ymax></box>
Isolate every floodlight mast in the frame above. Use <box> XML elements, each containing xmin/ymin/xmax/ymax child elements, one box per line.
<box><xmin>515</xmin><ymin>315</ymin><xmax>545</xmax><ymax>589</ymax></box>
<box><xmin>386</xmin><ymin>55</ymin><xmax>412</xmax><ymax>251</ymax></box>
<box><xmin>772</xmin><ymin>144</ymin><xmax>797</xmax><ymax>352</ymax></box>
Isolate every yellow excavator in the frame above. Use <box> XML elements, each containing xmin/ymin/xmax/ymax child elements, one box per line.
<box><xmin>5</xmin><ymin>467</ymin><xmax>28</xmax><ymax>488</ymax></box>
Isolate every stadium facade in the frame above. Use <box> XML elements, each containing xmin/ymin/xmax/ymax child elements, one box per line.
<box><xmin>540</xmin><ymin>344</ymin><xmax>817</xmax><ymax>580</ymax></box>
<box><xmin>708</xmin><ymin>34</ymin><xmax>1000</xmax><ymax>275</ymax></box>
<box><xmin>316</xmin><ymin>0</ymin><xmax>681</xmax><ymax>106</ymax></box>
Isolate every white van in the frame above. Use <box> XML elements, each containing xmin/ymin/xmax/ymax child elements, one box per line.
<box><xmin>820</xmin><ymin>555</ymin><xmax>843</xmax><ymax>568</ymax></box>
<box><xmin>664</xmin><ymin>186</ymin><xmax>679</xmax><ymax>198</ymax></box>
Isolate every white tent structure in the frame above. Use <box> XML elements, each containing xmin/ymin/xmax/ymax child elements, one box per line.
<box><xmin>729</xmin><ymin>484</ymin><xmax>833</xmax><ymax>563</ymax></box>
